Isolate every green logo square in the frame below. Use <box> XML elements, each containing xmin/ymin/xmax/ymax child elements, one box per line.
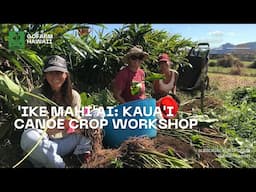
<box><xmin>8</xmin><ymin>31</ymin><xmax>25</xmax><ymax>50</ymax></box>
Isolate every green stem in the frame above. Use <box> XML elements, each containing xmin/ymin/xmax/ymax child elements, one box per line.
<box><xmin>24</xmin><ymin>91</ymin><xmax>58</xmax><ymax>106</ymax></box>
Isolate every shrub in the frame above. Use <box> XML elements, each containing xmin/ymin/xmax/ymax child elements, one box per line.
<box><xmin>208</xmin><ymin>61</ymin><xmax>217</xmax><ymax>67</ymax></box>
<box><xmin>217</xmin><ymin>58</ymin><xmax>230</xmax><ymax>67</ymax></box>
<box><xmin>249</xmin><ymin>60</ymin><xmax>256</xmax><ymax>68</ymax></box>
<box><xmin>233</xmin><ymin>59</ymin><xmax>244</xmax><ymax>67</ymax></box>
<box><xmin>230</xmin><ymin>67</ymin><xmax>241</xmax><ymax>75</ymax></box>
<box><xmin>217</xmin><ymin>54</ymin><xmax>243</xmax><ymax>68</ymax></box>
<box><xmin>230</xmin><ymin>58</ymin><xmax>244</xmax><ymax>75</ymax></box>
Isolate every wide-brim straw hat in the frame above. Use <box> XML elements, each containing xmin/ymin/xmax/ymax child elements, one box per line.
<box><xmin>123</xmin><ymin>46</ymin><xmax>149</xmax><ymax>63</ymax></box>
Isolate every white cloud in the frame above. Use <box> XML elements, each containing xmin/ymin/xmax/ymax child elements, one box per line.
<box><xmin>208</xmin><ymin>31</ymin><xmax>224</xmax><ymax>36</ymax></box>
<box><xmin>195</xmin><ymin>36</ymin><xmax>224</xmax><ymax>48</ymax></box>
<box><xmin>195</xmin><ymin>30</ymin><xmax>225</xmax><ymax>47</ymax></box>
<box><xmin>196</xmin><ymin>30</ymin><xmax>237</xmax><ymax>48</ymax></box>
<box><xmin>199</xmin><ymin>38</ymin><xmax>223</xmax><ymax>44</ymax></box>
<box><xmin>208</xmin><ymin>30</ymin><xmax>236</xmax><ymax>37</ymax></box>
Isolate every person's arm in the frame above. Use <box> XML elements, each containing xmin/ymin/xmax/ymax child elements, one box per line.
<box><xmin>171</xmin><ymin>72</ymin><xmax>179</xmax><ymax>95</ymax></box>
<box><xmin>113</xmin><ymin>86</ymin><xmax>126</xmax><ymax>104</ymax></box>
<box><xmin>153</xmin><ymin>80</ymin><xmax>159</xmax><ymax>94</ymax></box>
<box><xmin>71</xmin><ymin>89</ymin><xmax>81</xmax><ymax>112</ymax></box>
<box><xmin>70</xmin><ymin>89</ymin><xmax>82</xmax><ymax>134</ymax></box>
<box><xmin>112</xmin><ymin>70</ymin><xmax>127</xmax><ymax>104</ymax></box>
<box><xmin>172</xmin><ymin>85</ymin><xmax>177</xmax><ymax>95</ymax></box>
<box><xmin>29</xmin><ymin>89</ymin><xmax>56</xmax><ymax>136</ymax></box>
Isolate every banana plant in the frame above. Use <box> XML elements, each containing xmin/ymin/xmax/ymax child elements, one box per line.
<box><xmin>0</xmin><ymin>70</ymin><xmax>58</xmax><ymax>139</ymax></box>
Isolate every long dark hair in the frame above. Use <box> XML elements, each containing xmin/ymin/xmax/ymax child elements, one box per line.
<box><xmin>42</xmin><ymin>73</ymin><xmax>73</xmax><ymax>108</ymax></box>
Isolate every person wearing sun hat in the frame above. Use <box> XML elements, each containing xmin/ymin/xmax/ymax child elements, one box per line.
<box><xmin>153</xmin><ymin>53</ymin><xmax>179</xmax><ymax>101</ymax></box>
<box><xmin>112</xmin><ymin>45</ymin><xmax>149</xmax><ymax>104</ymax></box>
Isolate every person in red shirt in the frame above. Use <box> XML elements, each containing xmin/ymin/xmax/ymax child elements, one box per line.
<box><xmin>112</xmin><ymin>45</ymin><xmax>149</xmax><ymax>104</ymax></box>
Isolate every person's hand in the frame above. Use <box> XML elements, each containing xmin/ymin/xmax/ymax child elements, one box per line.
<box><xmin>46</xmin><ymin>118</ymin><xmax>62</xmax><ymax>136</ymax></box>
<box><xmin>64</xmin><ymin>117</ymin><xmax>87</xmax><ymax>135</ymax></box>
<box><xmin>46</xmin><ymin>127</ymin><xmax>65</xmax><ymax>138</ymax></box>
<box><xmin>130</xmin><ymin>82</ymin><xmax>142</xmax><ymax>95</ymax></box>
<box><xmin>64</xmin><ymin>118</ymin><xmax>75</xmax><ymax>133</ymax></box>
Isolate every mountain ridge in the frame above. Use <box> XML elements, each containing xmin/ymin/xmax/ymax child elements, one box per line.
<box><xmin>210</xmin><ymin>41</ymin><xmax>256</xmax><ymax>54</ymax></box>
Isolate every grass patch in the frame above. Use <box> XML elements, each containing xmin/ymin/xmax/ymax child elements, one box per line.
<box><xmin>208</xmin><ymin>66</ymin><xmax>256</xmax><ymax>76</ymax></box>
<box><xmin>241</xmin><ymin>60</ymin><xmax>253</xmax><ymax>67</ymax></box>
<box><xmin>208</xmin><ymin>73</ymin><xmax>256</xmax><ymax>91</ymax></box>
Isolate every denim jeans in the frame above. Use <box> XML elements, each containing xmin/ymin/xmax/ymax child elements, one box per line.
<box><xmin>20</xmin><ymin>128</ymin><xmax>91</xmax><ymax>168</ymax></box>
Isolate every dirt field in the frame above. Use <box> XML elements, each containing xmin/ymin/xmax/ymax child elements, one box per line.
<box><xmin>208</xmin><ymin>73</ymin><xmax>256</xmax><ymax>91</ymax></box>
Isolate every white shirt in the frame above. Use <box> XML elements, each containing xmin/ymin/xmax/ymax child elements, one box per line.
<box><xmin>158</xmin><ymin>70</ymin><xmax>178</xmax><ymax>93</ymax></box>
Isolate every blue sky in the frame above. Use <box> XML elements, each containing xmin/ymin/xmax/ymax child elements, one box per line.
<box><xmin>89</xmin><ymin>24</ymin><xmax>256</xmax><ymax>48</ymax></box>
